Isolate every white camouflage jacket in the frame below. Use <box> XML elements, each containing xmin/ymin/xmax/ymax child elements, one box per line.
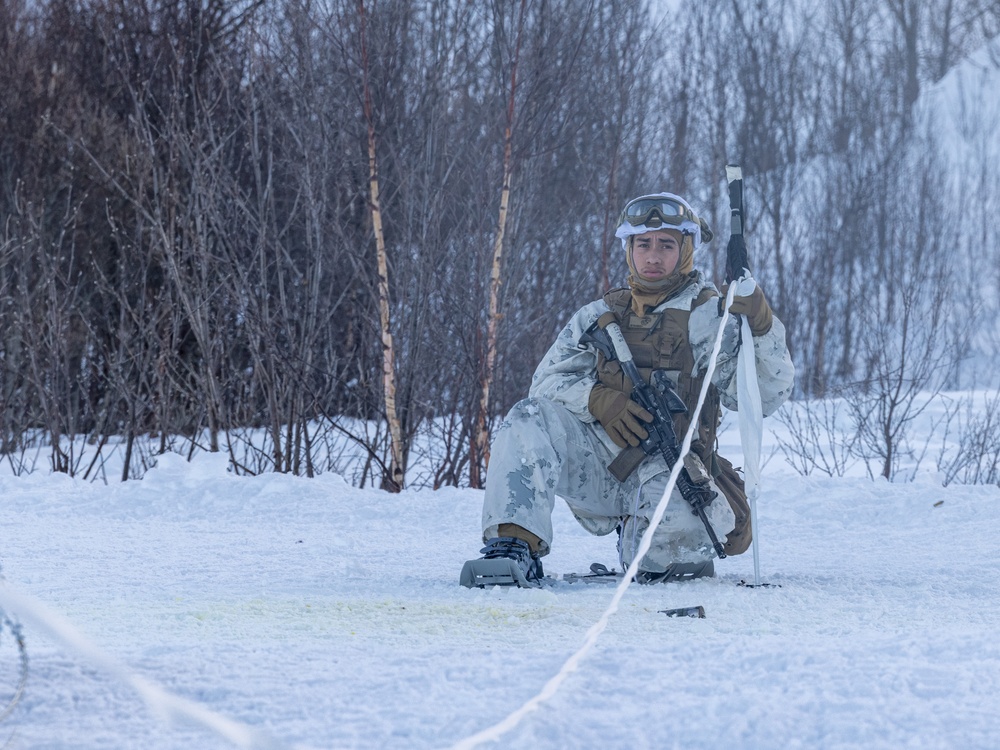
<box><xmin>528</xmin><ymin>273</ymin><xmax>795</xmax><ymax>447</ymax></box>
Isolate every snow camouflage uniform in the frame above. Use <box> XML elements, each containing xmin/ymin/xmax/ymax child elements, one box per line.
<box><xmin>475</xmin><ymin>193</ymin><xmax>794</xmax><ymax>581</ymax></box>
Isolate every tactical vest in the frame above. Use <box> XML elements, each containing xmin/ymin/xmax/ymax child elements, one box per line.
<box><xmin>596</xmin><ymin>286</ymin><xmax>721</xmax><ymax>470</ymax></box>
<box><xmin>596</xmin><ymin>285</ymin><xmax>753</xmax><ymax>556</ymax></box>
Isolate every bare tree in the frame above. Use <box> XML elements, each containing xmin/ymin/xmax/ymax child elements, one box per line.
<box><xmin>469</xmin><ymin>0</ymin><xmax>526</xmax><ymax>489</ymax></box>
<box><xmin>1</xmin><ymin>0</ymin><xmax>998</xmax><ymax>488</ymax></box>
<box><xmin>936</xmin><ymin>389</ymin><xmax>1000</xmax><ymax>485</ymax></box>
<box><xmin>844</xmin><ymin>138</ymin><xmax>969</xmax><ymax>479</ymax></box>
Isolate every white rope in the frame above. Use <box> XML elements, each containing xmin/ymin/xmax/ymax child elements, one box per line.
<box><xmin>450</xmin><ymin>283</ymin><xmax>740</xmax><ymax>750</ymax></box>
<box><xmin>0</xmin><ymin>579</ymin><xmax>316</xmax><ymax>750</ymax></box>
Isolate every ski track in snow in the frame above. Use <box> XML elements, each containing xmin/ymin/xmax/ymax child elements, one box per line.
<box><xmin>1</xmin><ymin>447</ymin><xmax>999</xmax><ymax>749</ymax></box>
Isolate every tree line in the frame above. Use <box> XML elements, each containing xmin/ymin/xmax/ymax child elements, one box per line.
<box><xmin>1</xmin><ymin>0</ymin><xmax>998</xmax><ymax>486</ymax></box>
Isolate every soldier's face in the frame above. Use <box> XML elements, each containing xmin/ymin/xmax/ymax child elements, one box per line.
<box><xmin>631</xmin><ymin>231</ymin><xmax>680</xmax><ymax>280</ymax></box>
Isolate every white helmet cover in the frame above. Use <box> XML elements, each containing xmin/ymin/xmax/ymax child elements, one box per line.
<box><xmin>614</xmin><ymin>192</ymin><xmax>708</xmax><ymax>250</ymax></box>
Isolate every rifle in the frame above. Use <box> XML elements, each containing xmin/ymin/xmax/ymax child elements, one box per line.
<box><xmin>581</xmin><ymin>313</ymin><xmax>727</xmax><ymax>559</ymax></box>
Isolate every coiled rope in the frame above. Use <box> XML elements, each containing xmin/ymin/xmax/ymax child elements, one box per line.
<box><xmin>450</xmin><ymin>283</ymin><xmax>742</xmax><ymax>750</ymax></box>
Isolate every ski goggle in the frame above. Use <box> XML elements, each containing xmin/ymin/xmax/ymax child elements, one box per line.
<box><xmin>620</xmin><ymin>196</ymin><xmax>697</xmax><ymax>228</ymax></box>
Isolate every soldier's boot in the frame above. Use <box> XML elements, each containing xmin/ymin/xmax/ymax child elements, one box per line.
<box><xmin>459</xmin><ymin>537</ymin><xmax>544</xmax><ymax>588</ymax></box>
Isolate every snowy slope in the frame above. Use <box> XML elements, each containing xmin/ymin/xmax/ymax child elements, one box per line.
<box><xmin>926</xmin><ymin>38</ymin><xmax>1000</xmax><ymax>171</ymax></box>
<box><xmin>2</xmin><ymin>438</ymin><xmax>1000</xmax><ymax>749</ymax></box>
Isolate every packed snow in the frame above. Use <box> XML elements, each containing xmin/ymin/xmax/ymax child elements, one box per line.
<box><xmin>2</xmin><ymin>402</ymin><xmax>999</xmax><ymax>750</ymax></box>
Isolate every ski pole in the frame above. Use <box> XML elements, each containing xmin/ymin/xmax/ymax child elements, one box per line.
<box><xmin>726</xmin><ymin>164</ymin><xmax>766</xmax><ymax>587</ymax></box>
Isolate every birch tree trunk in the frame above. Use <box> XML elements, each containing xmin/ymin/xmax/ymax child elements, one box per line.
<box><xmin>359</xmin><ymin>0</ymin><xmax>404</xmax><ymax>492</ymax></box>
<box><xmin>469</xmin><ymin>0</ymin><xmax>527</xmax><ymax>489</ymax></box>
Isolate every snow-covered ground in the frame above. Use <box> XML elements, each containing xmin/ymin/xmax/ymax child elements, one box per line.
<box><xmin>2</xmin><ymin>409</ymin><xmax>999</xmax><ymax>750</ymax></box>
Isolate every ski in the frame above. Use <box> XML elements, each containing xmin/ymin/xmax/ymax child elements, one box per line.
<box><xmin>555</xmin><ymin>562</ymin><xmax>620</xmax><ymax>584</ymax></box>
<box><xmin>462</xmin><ymin>561</ymin><xmax>721</xmax><ymax>588</ymax></box>
<box><xmin>461</xmin><ymin>560</ymin><xmax>619</xmax><ymax>588</ymax></box>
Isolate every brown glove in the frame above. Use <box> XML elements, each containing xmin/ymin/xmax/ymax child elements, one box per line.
<box><xmin>588</xmin><ymin>384</ymin><xmax>653</xmax><ymax>448</ymax></box>
<box><xmin>728</xmin><ymin>284</ymin><xmax>773</xmax><ymax>336</ymax></box>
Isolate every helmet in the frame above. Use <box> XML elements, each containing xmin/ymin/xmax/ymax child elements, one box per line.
<box><xmin>614</xmin><ymin>193</ymin><xmax>714</xmax><ymax>250</ymax></box>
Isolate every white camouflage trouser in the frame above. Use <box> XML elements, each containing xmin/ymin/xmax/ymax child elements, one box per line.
<box><xmin>482</xmin><ymin>397</ymin><xmax>735</xmax><ymax>573</ymax></box>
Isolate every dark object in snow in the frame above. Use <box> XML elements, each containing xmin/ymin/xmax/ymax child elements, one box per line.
<box><xmin>738</xmin><ymin>580</ymin><xmax>782</xmax><ymax>588</ymax></box>
<box><xmin>660</xmin><ymin>606</ymin><xmax>706</xmax><ymax>619</ymax></box>
<box><xmin>933</xmin><ymin>501</ymin><xmax>944</xmax><ymax>507</ymax></box>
